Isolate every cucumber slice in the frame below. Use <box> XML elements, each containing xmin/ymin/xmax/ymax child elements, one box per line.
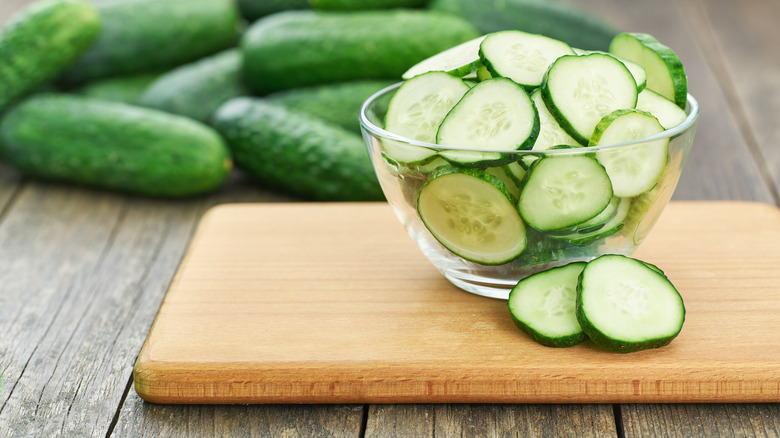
<box><xmin>502</xmin><ymin>160</ymin><xmax>527</xmax><ymax>186</ymax></box>
<box><xmin>576</xmin><ymin>254</ymin><xmax>685</xmax><ymax>353</ymax></box>
<box><xmin>549</xmin><ymin>196</ymin><xmax>631</xmax><ymax>246</ymax></box>
<box><xmin>609</xmin><ymin>32</ymin><xmax>687</xmax><ymax>109</ymax></box>
<box><xmin>508</xmin><ymin>261</ymin><xmax>588</xmax><ymax>348</ymax></box>
<box><xmin>417</xmin><ymin>166</ymin><xmax>526</xmax><ymax>265</ymax></box>
<box><xmin>476</xmin><ymin>65</ymin><xmax>491</xmax><ymax>81</ymax></box>
<box><xmin>436</xmin><ymin>77</ymin><xmax>539</xmax><ymax>166</ymax></box>
<box><xmin>590</xmin><ymin>109</ymin><xmax>668</xmax><ymax>197</ymax></box>
<box><xmin>541</xmin><ymin>53</ymin><xmax>638</xmax><ymax>145</ymax></box>
<box><xmin>480</xmin><ymin>30</ymin><xmax>575</xmax><ymax>91</ymax></box>
<box><xmin>518</xmin><ymin>155</ymin><xmax>613</xmax><ymax>232</ymax></box>
<box><xmin>573</xmin><ymin>48</ymin><xmax>648</xmax><ymax>93</ymax></box>
<box><xmin>636</xmin><ymin>88</ymin><xmax>687</xmax><ymax>130</ymax></box>
<box><xmin>402</xmin><ymin>35</ymin><xmax>486</xmax><ymax>80</ymax></box>
<box><xmin>484</xmin><ymin>166</ymin><xmax>520</xmax><ymax>201</ymax></box>
<box><xmin>530</xmin><ymin>88</ymin><xmax>579</xmax><ymax>151</ymax></box>
<box><xmin>547</xmin><ymin>195</ymin><xmax>621</xmax><ymax>236</ymax></box>
<box><xmin>384</xmin><ymin>71</ymin><xmax>470</xmax><ymax>164</ymax></box>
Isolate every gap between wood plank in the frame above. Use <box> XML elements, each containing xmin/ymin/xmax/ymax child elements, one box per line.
<box><xmin>106</xmin><ymin>374</ymin><xmax>134</xmax><ymax>438</ymax></box>
<box><xmin>612</xmin><ymin>404</ymin><xmax>625</xmax><ymax>438</ymax></box>
<box><xmin>683</xmin><ymin>0</ymin><xmax>780</xmax><ymax>206</ymax></box>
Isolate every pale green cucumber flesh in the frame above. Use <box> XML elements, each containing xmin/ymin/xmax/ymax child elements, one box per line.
<box><xmin>518</xmin><ymin>155</ymin><xmax>613</xmax><ymax>231</ymax></box>
<box><xmin>636</xmin><ymin>88</ymin><xmax>687</xmax><ymax>130</ymax></box>
<box><xmin>591</xmin><ymin>109</ymin><xmax>668</xmax><ymax>197</ymax></box>
<box><xmin>402</xmin><ymin>35</ymin><xmax>486</xmax><ymax>80</ymax></box>
<box><xmin>541</xmin><ymin>53</ymin><xmax>638</xmax><ymax>145</ymax></box>
<box><xmin>436</xmin><ymin>77</ymin><xmax>539</xmax><ymax>166</ymax></box>
<box><xmin>609</xmin><ymin>32</ymin><xmax>687</xmax><ymax>108</ymax></box>
<box><xmin>508</xmin><ymin>261</ymin><xmax>588</xmax><ymax>348</ymax></box>
<box><xmin>384</xmin><ymin>71</ymin><xmax>470</xmax><ymax>164</ymax></box>
<box><xmin>530</xmin><ymin>88</ymin><xmax>579</xmax><ymax>151</ymax></box>
<box><xmin>417</xmin><ymin>170</ymin><xmax>526</xmax><ymax>265</ymax></box>
<box><xmin>480</xmin><ymin>30</ymin><xmax>575</xmax><ymax>90</ymax></box>
<box><xmin>577</xmin><ymin>254</ymin><xmax>685</xmax><ymax>353</ymax></box>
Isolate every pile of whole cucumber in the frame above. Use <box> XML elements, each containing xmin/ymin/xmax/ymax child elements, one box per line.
<box><xmin>0</xmin><ymin>0</ymin><xmax>617</xmax><ymax>199</ymax></box>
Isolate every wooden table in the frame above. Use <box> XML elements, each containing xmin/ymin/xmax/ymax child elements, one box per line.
<box><xmin>1</xmin><ymin>0</ymin><xmax>779</xmax><ymax>436</ymax></box>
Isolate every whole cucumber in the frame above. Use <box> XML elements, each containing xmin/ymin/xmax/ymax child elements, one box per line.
<box><xmin>237</xmin><ymin>0</ymin><xmax>310</xmax><ymax>22</ymax></box>
<box><xmin>59</xmin><ymin>0</ymin><xmax>241</xmax><ymax>85</ymax></box>
<box><xmin>264</xmin><ymin>80</ymin><xmax>396</xmax><ymax>134</ymax></box>
<box><xmin>241</xmin><ymin>10</ymin><xmax>479</xmax><ymax>93</ymax></box>
<box><xmin>0</xmin><ymin>94</ymin><xmax>232</xmax><ymax>197</ymax></box>
<box><xmin>212</xmin><ymin>98</ymin><xmax>383</xmax><ymax>201</ymax></box>
<box><xmin>311</xmin><ymin>0</ymin><xmax>430</xmax><ymax>9</ymax></box>
<box><xmin>0</xmin><ymin>0</ymin><xmax>100</xmax><ymax>111</ymax></box>
<box><xmin>429</xmin><ymin>0</ymin><xmax>618</xmax><ymax>51</ymax></box>
<box><xmin>73</xmin><ymin>72</ymin><xmax>163</xmax><ymax>105</ymax></box>
<box><xmin>139</xmin><ymin>49</ymin><xmax>251</xmax><ymax>123</ymax></box>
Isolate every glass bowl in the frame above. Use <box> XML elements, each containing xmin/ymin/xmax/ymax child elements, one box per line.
<box><xmin>360</xmin><ymin>82</ymin><xmax>700</xmax><ymax>299</ymax></box>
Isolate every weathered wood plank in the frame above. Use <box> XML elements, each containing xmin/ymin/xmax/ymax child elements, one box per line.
<box><xmin>559</xmin><ymin>0</ymin><xmax>780</xmax><ymax>437</ymax></box>
<box><xmin>619</xmin><ymin>404</ymin><xmax>780</xmax><ymax>438</ymax></box>
<box><xmin>365</xmin><ymin>404</ymin><xmax>617</xmax><ymax>437</ymax></box>
<box><xmin>112</xmin><ymin>403</ymin><xmax>365</xmax><ymax>438</ymax></box>
<box><xmin>106</xmin><ymin>176</ymin><xmax>365</xmax><ymax>437</ymax></box>
<box><xmin>562</xmin><ymin>0</ymin><xmax>773</xmax><ymax>202</ymax></box>
<box><xmin>0</xmin><ymin>184</ymin><xmax>129</xmax><ymax>436</ymax></box>
<box><xmin>688</xmin><ymin>0</ymin><xmax>780</xmax><ymax>198</ymax></box>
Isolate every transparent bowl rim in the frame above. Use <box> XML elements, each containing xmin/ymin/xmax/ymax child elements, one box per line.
<box><xmin>359</xmin><ymin>81</ymin><xmax>700</xmax><ymax>155</ymax></box>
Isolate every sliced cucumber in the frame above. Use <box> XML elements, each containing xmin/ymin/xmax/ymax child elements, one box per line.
<box><xmin>402</xmin><ymin>35</ymin><xmax>486</xmax><ymax>80</ymax></box>
<box><xmin>480</xmin><ymin>30</ymin><xmax>575</xmax><ymax>91</ymax></box>
<box><xmin>549</xmin><ymin>196</ymin><xmax>631</xmax><ymax>246</ymax></box>
<box><xmin>518</xmin><ymin>155</ymin><xmax>613</xmax><ymax>232</ymax></box>
<box><xmin>484</xmin><ymin>166</ymin><xmax>520</xmax><ymax>201</ymax></box>
<box><xmin>609</xmin><ymin>32</ymin><xmax>687</xmax><ymax>108</ymax></box>
<box><xmin>508</xmin><ymin>262</ymin><xmax>588</xmax><ymax>348</ymax></box>
<box><xmin>384</xmin><ymin>71</ymin><xmax>470</xmax><ymax>164</ymax></box>
<box><xmin>636</xmin><ymin>88</ymin><xmax>687</xmax><ymax>130</ymax></box>
<box><xmin>577</xmin><ymin>254</ymin><xmax>685</xmax><ymax>353</ymax></box>
<box><xmin>530</xmin><ymin>88</ymin><xmax>579</xmax><ymax>151</ymax></box>
<box><xmin>502</xmin><ymin>160</ymin><xmax>527</xmax><ymax>186</ymax></box>
<box><xmin>417</xmin><ymin>166</ymin><xmax>526</xmax><ymax>265</ymax></box>
<box><xmin>541</xmin><ymin>53</ymin><xmax>638</xmax><ymax>145</ymax></box>
<box><xmin>436</xmin><ymin>77</ymin><xmax>539</xmax><ymax>166</ymax></box>
<box><xmin>546</xmin><ymin>195</ymin><xmax>621</xmax><ymax>236</ymax></box>
<box><xmin>476</xmin><ymin>65</ymin><xmax>492</xmax><ymax>81</ymax></box>
<box><xmin>590</xmin><ymin>109</ymin><xmax>668</xmax><ymax>197</ymax></box>
<box><xmin>573</xmin><ymin>48</ymin><xmax>648</xmax><ymax>93</ymax></box>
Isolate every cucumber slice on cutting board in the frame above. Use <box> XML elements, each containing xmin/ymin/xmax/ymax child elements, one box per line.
<box><xmin>508</xmin><ymin>261</ymin><xmax>588</xmax><ymax>348</ymax></box>
<box><xmin>417</xmin><ymin>166</ymin><xmax>526</xmax><ymax>265</ymax></box>
<box><xmin>609</xmin><ymin>32</ymin><xmax>688</xmax><ymax>109</ymax></box>
<box><xmin>541</xmin><ymin>53</ymin><xmax>638</xmax><ymax>145</ymax></box>
<box><xmin>577</xmin><ymin>254</ymin><xmax>685</xmax><ymax>353</ymax></box>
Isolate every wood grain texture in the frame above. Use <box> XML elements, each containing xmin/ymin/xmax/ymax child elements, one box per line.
<box><xmin>134</xmin><ymin>201</ymin><xmax>780</xmax><ymax>404</ymax></box>
<box><xmin>112</xmin><ymin>402</ymin><xmax>365</xmax><ymax>438</ymax></box>
<box><xmin>619</xmin><ymin>403</ymin><xmax>780</xmax><ymax>438</ymax></box>
<box><xmin>687</xmin><ymin>0</ymin><xmax>780</xmax><ymax>199</ymax></box>
<box><xmin>365</xmin><ymin>404</ymin><xmax>617</xmax><ymax>437</ymax></box>
<box><xmin>0</xmin><ymin>183</ymin><xmax>205</xmax><ymax>437</ymax></box>
<box><xmin>562</xmin><ymin>0</ymin><xmax>774</xmax><ymax>202</ymax></box>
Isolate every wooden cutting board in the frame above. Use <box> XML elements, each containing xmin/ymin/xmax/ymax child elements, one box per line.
<box><xmin>134</xmin><ymin>201</ymin><xmax>780</xmax><ymax>404</ymax></box>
